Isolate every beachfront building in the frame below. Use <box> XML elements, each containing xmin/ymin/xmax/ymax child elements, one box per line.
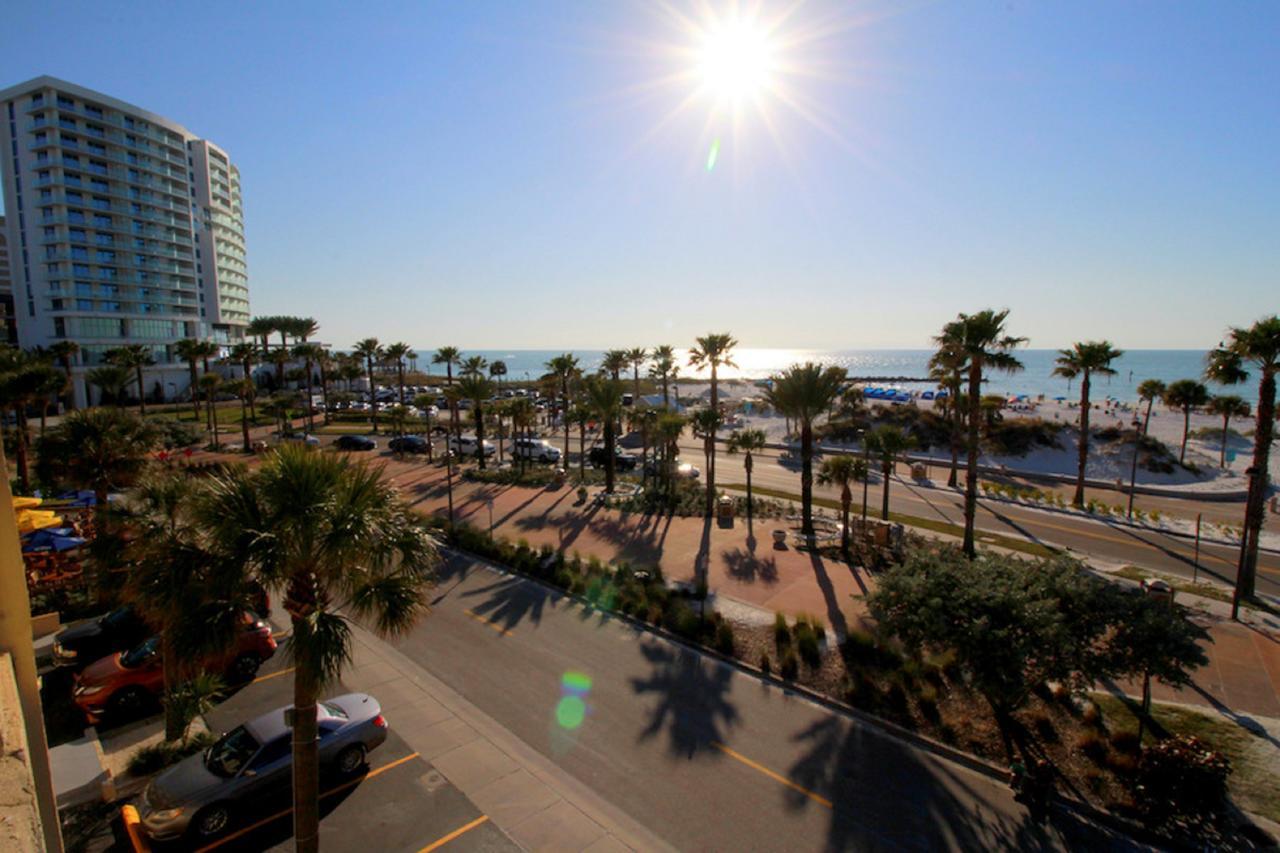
<box><xmin>0</xmin><ymin>76</ymin><xmax>249</xmax><ymax>406</ymax></box>
<box><xmin>0</xmin><ymin>215</ymin><xmax>16</xmax><ymax>344</ymax></box>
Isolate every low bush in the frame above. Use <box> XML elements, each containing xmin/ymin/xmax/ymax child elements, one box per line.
<box><xmin>1077</xmin><ymin>731</ymin><xmax>1109</xmax><ymax>764</ymax></box>
<box><xmin>714</xmin><ymin>621</ymin><xmax>735</xmax><ymax>656</ymax></box>
<box><xmin>779</xmin><ymin>650</ymin><xmax>800</xmax><ymax>680</ymax></box>
<box><xmin>793</xmin><ymin>617</ymin><xmax>822</xmax><ymax>668</ymax></box>
<box><xmin>759</xmin><ymin>653</ymin><xmax>772</xmax><ymax>675</ymax></box>
<box><xmin>774</xmin><ymin>613</ymin><xmax>792</xmax><ymax>652</ymax></box>
<box><xmin>1135</xmin><ymin>735</ymin><xmax>1231</xmax><ymax>825</ymax></box>
<box><xmin>1109</xmin><ymin>729</ymin><xmax>1142</xmax><ymax>754</ymax></box>
<box><xmin>127</xmin><ymin>731</ymin><xmax>216</xmax><ymax>776</ymax></box>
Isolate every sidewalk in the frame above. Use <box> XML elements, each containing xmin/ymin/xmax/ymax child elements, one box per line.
<box><xmin>337</xmin><ymin>618</ymin><xmax>671</xmax><ymax>853</ymax></box>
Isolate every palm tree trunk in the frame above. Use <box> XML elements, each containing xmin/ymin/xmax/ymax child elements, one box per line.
<box><xmin>367</xmin><ymin>360</ymin><xmax>379</xmax><ymax>433</ymax></box>
<box><xmin>1236</xmin><ymin>369</ymin><xmax>1275</xmax><ymax>601</ymax></box>
<box><xmin>745</xmin><ymin>453</ymin><xmax>754</xmax><ymax>522</ymax></box>
<box><xmin>662</xmin><ymin>375</ymin><xmax>669</xmax><ymax>408</ymax></box>
<box><xmin>14</xmin><ymin>407</ymin><xmax>30</xmax><ymax>494</ymax></box>
<box><xmin>881</xmin><ymin>460</ymin><xmax>891</xmax><ymax>520</ymax></box>
<box><xmin>320</xmin><ymin>366</ymin><xmax>329</xmax><ymax>426</ymax></box>
<box><xmin>963</xmin><ymin>362</ymin><xmax>983</xmax><ymax>558</ymax></box>
<box><xmin>241</xmin><ymin>397</ymin><xmax>251</xmax><ymax>452</ymax></box>
<box><xmin>136</xmin><ymin>368</ymin><xmax>147</xmax><ymax>416</ymax></box>
<box><xmin>162</xmin><ymin>634</ymin><xmax>183</xmax><ymax>742</ymax></box>
<box><xmin>189</xmin><ymin>362</ymin><xmax>200</xmax><ymax>421</ymax></box>
<box><xmin>800</xmin><ymin>423</ymin><xmax>814</xmax><ymax>536</ymax></box>
<box><xmin>209</xmin><ymin>392</ymin><xmax>219</xmax><ymax>448</ymax></box>
<box><xmin>245</xmin><ymin>362</ymin><xmax>258</xmax><ymax>422</ymax></box>
<box><xmin>291</xmin><ymin>663</ymin><xmax>321</xmax><ymax>853</ymax></box>
<box><xmin>303</xmin><ymin>363</ymin><xmax>315</xmax><ymax>433</ymax></box>
<box><xmin>604</xmin><ymin>418</ymin><xmax>616</xmax><ymax>492</ymax></box>
<box><xmin>578</xmin><ymin>422</ymin><xmax>586</xmax><ymax>478</ymax></box>
<box><xmin>705</xmin><ymin>433</ymin><xmax>716</xmax><ymax>516</ymax></box>
<box><xmin>398</xmin><ymin>366</ymin><xmax>406</xmax><ymax>406</ymax></box>
<box><xmin>948</xmin><ymin>379</ymin><xmax>961</xmax><ymax>488</ymax></box>
<box><xmin>840</xmin><ymin>483</ymin><xmax>851</xmax><ymax>555</ymax></box>
<box><xmin>1180</xmin><ymin>407</ymin><xmax>1190</xmax><ymax>463</ymax></box>
<box><xmin>1218</xmin><ymin>412</ymin><xmax>1228</xmax><ymax>466</ymax></box>
<box><xmin>1142</xmin><ymin>398</ymin><xmax>1154</xmax><ymax>435</ymax></box>
<box><xmin>39</xmin><ymin>402</ymin><xmax>48</xmax><ymax>438</ymax></box>
<box><xmin>475</xmin><ymin>402</ymin><xmax>486</xmax><ymax>470</ymax></box>
<box><xmin>1073</xmin><ymin>373</ymin><xmax>1091</xmax><ymax>507</ymax></box>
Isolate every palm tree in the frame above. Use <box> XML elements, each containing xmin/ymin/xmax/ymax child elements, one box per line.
<box><xmin>625</xmin><ymin>347</ymin><xmax>648</xmax><ymax>404</ymax></box>
<box><xmin>688</xmin><ymin>334</ymin><xmax>737</xmax><ymax>413</ymax></box>
<box><xmin>50</xmin><ymin>340</ymin><xmax>80</xmax><ymax>411</ymax></box>
<box><xmin>432</xmin><ymin>346</ymin><xmax>460</xmax><ymax>385</ymax></box>
<box><xmin>442</xmin><ymin>385</ymin><xmax>465</xmax><ymax>447</ymax></box>
<box><xmin>489</xmin><ymin>360</ymin><xmax>507</xmax><ymax>389</ymax></box>
<box><xmin>199</xmin><ymin>373</ymin><xmax>223</xmax><ymax>448</ymax></box>
<box><xmin>234</xmin><ymin>377</ymin><xmax>255</xmax><ymax>451</ymax></box>
<box><xmin>817</xmin><ymin>455</ymin><xmax>868</xmax><ymax>555</ymax></box>
<box><xmin>457</xmin><ymin>374</ymin><xmax>494</xmax><ymax>469</ymax></box>
<box><xmin>86</xmin><ymin>364</ymin><xmax>131</xmax><ymax>408</ymax></box>
<box><xmin>35</xmin><ymin>408</ymin><xmax>158</xmax><ymax>509</ymax></box>
<box><xmin>569</xmin><ymin>404</ymin><xmax>591</xmax><ymax>478</ymax></box>
<box><xmin>726</xmin><ymin>428</ymin><xmax>767</xmax><ymax>523</ymax></box>
<box><xmin>353</xmin><ymin>338</ymin><xmax>383</xmax><ymax>432</ymax></box>
<box><xmin>293</xmin><ymin>343</ymin><xmax>325</xmax><ymax>433</ymax></box>
<box><xmin>246</xmin><ymin>317</ymin><xmax>276</xmax><ymax>362</ymax></box>
<box><xmin>198</xmin><ymin>447</ymin><xmax>438</xmax><ymax>853</ymax></box>
<box><xmin>1053</xmin><ymin>341</ymin><xmax>1123</xmax><ymax>507</ymax></box>
<box><xmin>584</xmin><ymin>376</ymin><xmax>625</xmax><ymax>492</ymax></box>
<box><xmin>460</xmin><ymin>355</ymin><xmax>487</xmax><ymax>378</ymax></box>
<box><xmin>0</xmin><ymin>351</ymin><xmax>65</xmax><ymax>492</ymax></box>
<box><xmin>928</xmin><ymin>343</ymin><xmax>966</xmax><ymax>487</ymax></box>
<box><xmin>655</xmin><ymin>412</ymin><xmax>686</xmax><ymax>492</ymax></box>
<box><xmin>508</xmin><ymin>398</ymin><xmax>535</xmax><ymax>475</ymax></box>
<box><xmin>106</xmin><ymin>344</ymin><xmax>155</xmax><ymax>415</ymax></box>
<box><xmin>600</xmin><ymin>349</ymin><xmax>629</xmax><ymax>381</ymax></box>
<box><xmin>292</xmin><ymin>317</ymin><xmax>320</xmax><ymax>344</ymax></box>
<box><xmin>865</xmin><ymin>425</ymin><xmax>916</xmax><ymax>521</ymax></box>
<box><xmin>121</xmin><ymin>474</ymin><xmax>257</xmax><ymax>740</ymax></box>
<box><xmin>649</xmin><ymin>345</ymin><xmax>678</xmax><ymax>409</ymax></box>
<box><xmin>546</xmin><ymin>354</ymin><xmax>580</xmax><ymax>464</ymax></box>
<box><xmin>690</xmin><ymin>408</ymin><xmax>724</xmax><ymax>516</ymax></box>
<box><xmin>1206</xmin><ymin>395</ymin><xmax>1250</xmax><ymax>468</ymax></box>
<box><xmin>175</xmin><ymin>339</ymin><xmax>207</xmax><ymax>422</ymax></box>
<box><xmin>1205</xmin><ymin>316</ymin><xmax>1280</xmax><ymax>603</ymax></box>
<box><xmin>1163</xmin><ymin>379</ymin><xmax>1209</xmax><ymax>464</ymax></box>
<box><xmin>1137</xmin><ymin>379</ymin><xmax>1166</xmax><ymax>436</ymax></box>
<box><xmin>765</xmin><ymin>363</ymin><xmax>847</xmax><ymax>537</ymax></box>
<box><xmin>933</xmin><ymin>310</ymin><xmax>1026</xmax><ymax>557</ymax></box>
<box><xmin>384</xmin><ymin>342</ymin><xmax>412</xmax><ymax>405</ymax></box>
<box><xmin>229</xmin><ymin>342</ymin><xmax>260</xmax><ymax>421</ymax></box>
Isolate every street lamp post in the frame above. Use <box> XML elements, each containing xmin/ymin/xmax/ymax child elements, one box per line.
<box><xmin>445</xmin><ymin>450</ymin><xmax>456</xmax><ymax>529</ymax></box>
<box><xmin>1126</xmin><ymin>416</ymin><xmax>1142</xmax><ymax>520</ymax></box>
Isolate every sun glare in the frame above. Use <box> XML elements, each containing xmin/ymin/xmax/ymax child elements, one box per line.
<box><xmin>697</xmin><ymin>21</ymin><xmax>776</xmax><ymax>101</ymax></box>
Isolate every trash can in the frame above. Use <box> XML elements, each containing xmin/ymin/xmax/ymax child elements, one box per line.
<box><xmin>717</xmin><ymin>495</ymin><xmax>735</xmax><ymax>521</ymax></box>
<box><xmin>911</xmin><ymin>463</ymin><xmax>927</xmax><ymax>481</ymax></box>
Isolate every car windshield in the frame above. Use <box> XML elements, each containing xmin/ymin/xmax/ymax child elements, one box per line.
<box><xmin>321</xmin><ymin>702</ymin><xmax>349</xmax><ymax>720</ymax></box>
<box><xmin>205</xmin><ymin>726</ymin><xmax>260</xmax><ymax>778</ymax></box>
<box><xmin>120</xmin><ymin>637</ymin><xmax>159</xmax><ymax>668</ymax></box>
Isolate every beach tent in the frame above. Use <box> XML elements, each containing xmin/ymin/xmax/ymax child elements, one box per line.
<box><xmin>22</xmin><ymin>528</ymin><xmax>86</xmax><ymax>553</ymax></box>
<box><xmin>921</xmin><ymin>390</ymin><xmax>935</xmax><ymax>400</ymax></box>
<box><xmin>935</xmin><ymin>390</ymin><xmax>949</xmax><ymax>398</ymax></box>
<box><xmin>52</xmin><ymin>490</ymin><xmax>98</xmax><ymax>508</ymax></box>
<box><xmin>1054</xmin><ymin>396</ymin><xmax>1066</xmax><ymax>401</ymax></box>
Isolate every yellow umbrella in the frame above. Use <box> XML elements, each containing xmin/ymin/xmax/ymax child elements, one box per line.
<box><xmin>16</xmin><ymin>508</ymin><xmax>62</xmax><ymax>534</ymax></box>
<box><xmin>12</xmin><ymin>496</ymin><xmax>42</xmax><ymax>510</ymax></box>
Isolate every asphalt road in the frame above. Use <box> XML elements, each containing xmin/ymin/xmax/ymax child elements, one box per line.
<box><xmin>388</xmin><ymin>554</ymin><xmax>1145</xmax><ymax>852</ymax></box>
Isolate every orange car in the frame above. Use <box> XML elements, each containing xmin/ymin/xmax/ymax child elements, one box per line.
<box><xmin>72</xmin><ymin>613</ymin><xmax>277</xmax><ymax>725</ymax></box>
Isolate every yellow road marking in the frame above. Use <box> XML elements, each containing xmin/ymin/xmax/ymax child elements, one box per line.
<box><xmin>251</xmin><ymin>666</ymin><xmax>296</xmax><ymax>684</ymax></box>
<box><xmin>711</xmin><ymin>741</ymin><xmax>832</xmax><ymax>808</ymax></box>
<box><xmin>194</xmin><ymin>752</ymin><xmax>420</xmax><ymax>852</ymax></box>
<box><xmin>417</xmin><ymin>815</ymin><xmax>491</xmax><ymax>852</ymax></box>
<box><xmin>464</xmin><ymin>609</ymin><xmax>513</xmax><ymax>637</ymax></box>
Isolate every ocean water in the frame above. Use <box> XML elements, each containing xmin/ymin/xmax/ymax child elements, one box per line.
<box><xmin>405</xmin><ymin>349</ymin><xmax>1259</xmax><ymax>406</ymax></box>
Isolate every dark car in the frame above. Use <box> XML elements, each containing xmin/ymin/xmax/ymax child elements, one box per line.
<box><xmin>334</xmin><ymin>434</ymin><xmax>377</xmax><ymax>451</ymax></box>
<box><xmin>137</xmin><ymin>693</ymin><xmax>389</xmax><ymax>842</ymax></box>
<box><xmin>52</xmin><ymin>606</ymin><xmax>150</xmax><ymax>671</ymax></box>
<box><xmin>388</xmin><ymin>435</ymin><xmax>431</xmax><ymax>454</ymax></box>
<box><xmin>588</xmin><ymin>446</ymin><xmax>639</xmax><ymax>470</ymax></box>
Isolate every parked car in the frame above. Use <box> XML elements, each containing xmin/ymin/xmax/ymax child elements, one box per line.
<box><xmin>72</xmin><ymin>613</ymin><xmax>276</xmax><ymax>725</ymax></box>
<box><xmin>447</xmin><ymin>435</ymin><xmax>495</xmax><ymax>457</ymax></box>
<box><xmin>388</xmin><ymin>435</ymin><xmax>431</xmax><ymax>454</ymax></box>
<box><xmin>281</xmin><ymin>433</ymin><xmax>321</xmax><ymax>448</ymax></box>
<box><xmin>52</xmin><ymin>606</ymin><xmax>150</xmax><ymax>671</ymax></box>
<box><xmin>511</xmin><ymin>438</ymin><xmax>561</xmax><ymax>463</ymax></box>
<box><xmin>645</xmin><ymin>458</ymin><xmax>700</xmax><ymax>479</ymax></box>
<box><xmin>589</xmin><ymin>446</ymin><xmax>639</xmax><ymax>470</ymax></box>
<box><xmin>334</xmin><ymin>435</ymin><xmax>377</xmax><ymax>451</ymax></box>
<box><xmin>137</xmin><ymin>693</ymin><xmax>388</xmax><ymax>842</ymax></box>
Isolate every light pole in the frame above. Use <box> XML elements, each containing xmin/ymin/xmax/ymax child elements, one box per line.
<box><xmin>445</xmin><ymin>450</ymin><xmax>456</xmax><ymax>529</ymax></box>
<box><xmin>859</xmin><ymin>429</ymin><xmax>870</xmax><ymax>524</ymax></box>
<box><xmin>1126</xmin><ymin>416</ymin><xmax>1142</xmax><ymax>520</ymax></box>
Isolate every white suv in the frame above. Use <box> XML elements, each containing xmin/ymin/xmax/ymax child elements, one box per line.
<box><xmin>448</xmin><ymin>435</ymin><xmax>496</xmax><ymax>457</ymax></box>
<box><xmin>511</xmin><ymin>438</ymin><xmax>561</xmax><ymax>463</ymax></box>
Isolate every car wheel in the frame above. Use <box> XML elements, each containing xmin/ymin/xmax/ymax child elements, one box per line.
<box><xmin>192</xmin><ymin>803</ymin><xmax>233</xmax><ymax>838</ymax></box>
<box><xmin>107</xmin><ymin>686</ymin><xmax>149</xmax><ymax>721</ymax></box>
<box><xmin>335</xmin><ymin>744</ymin><xmax>366</xmax><ymax>776</ymax></box>
<box><xmin>227</xmin><ymin>653</ymin><xmax>261</xmax><ymax>684</ymax></box>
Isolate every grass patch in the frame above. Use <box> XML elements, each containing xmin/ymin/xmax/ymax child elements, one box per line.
<box><xmin>719</xmin><ymin>482</ymin><xmax>1056</xmax><ymax>558</ymax></box>
<box><xmin>1112</xmin><ymin>566</ymin><xmax>1277</xmax><ymax>616</ymax></box>
<box><xmin>1091</xmin><ymin>692</ymin><xmax>1279</xmax><ymax>822</ymax></box>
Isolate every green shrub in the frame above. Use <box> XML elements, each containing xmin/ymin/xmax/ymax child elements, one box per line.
<box><xmin>1080</xmin><ymin>701</ymin><xmax>1103</xmax><ymax>728</ymax></box>
<box><xmin>759</xmin><ymin>653</ymin><xmax>771</xmax><ymax>675</ymax></box>
<box><xmin>779</xmin><ymin>650</ymin><xmax>799</xmax><ymax>680</ymax></box>
<box><xmin>714</xmin><ymin>621</ymin><xmax>735</xmax><ymax>656</ymax></box>
<box><xmin>1076</xmin><ymin>731</ymin><xmax>1109</xmax><ymax>763</ymax></box>
<box><xmin>794</xmin><ymin>621</ymin><xmax>822</xmax><ymax>668</ymax></box>
<box><xmin>1110</xmin><ymin>729</ymin><xmax>1141</xmax><ymax>754</ymax></box>
<box><xmin>1031</xmin><ymin>713</ymin><xmax>1059</xmax><ymax>744</ymax></box>
<box><xmin>1135</xmin><ymin>735</ymin><xmax>1231</xmax><ymax>824</ymax></box>
<box><xmin>773</xmin><ymin>613</ymin><xmax>792</xmax><ymax>651</ymax></box>
<box><xmin>664</xmin><ymin>599</ymin><xmax>701</xmax><ymax>640</ymax></box>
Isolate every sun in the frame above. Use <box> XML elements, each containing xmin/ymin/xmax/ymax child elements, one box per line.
<box><xmin>697</xmin><ymin>20</ymin><xmax>777</xmax><ymax>102</ymax></box>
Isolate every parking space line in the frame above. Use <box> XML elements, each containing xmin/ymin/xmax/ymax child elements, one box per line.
<box><xmin>463</xmin><ymin>609</ymin><xmax>513</xmax><ymax>637</ymax></box>
<box><xmin>251</xmin><ymin>666</ymin><xmax>296</xmax><ymax>684</ymax></box>
<box><xmin>711</xmin><ymin>741</ymin><xmax>832</xmax><ymax>809</ymax></box>
<box><xmin>193</xmin><ymin>751</ymin><xmax>421</xmax><ymax>852</ymax></box>
<box><xmin>416</xmin><ymin>815</ymin><xmax>490</xmax><ymax>852</ymax></box>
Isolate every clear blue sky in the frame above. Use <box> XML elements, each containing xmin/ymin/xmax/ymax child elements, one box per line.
<box><xmin>3</xmin><ymin>1</ymin><xmax>1276</xmax><ymax>350</ymax></box>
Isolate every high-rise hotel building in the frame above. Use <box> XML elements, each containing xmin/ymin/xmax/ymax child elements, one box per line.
<box><xmin>0</xmin><ymin>76</ymin><xmax>248</xmax><ymax>406</ymax></box>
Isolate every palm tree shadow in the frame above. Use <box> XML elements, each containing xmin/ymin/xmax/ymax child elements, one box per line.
<box><xmin>785</xmin><ymin>715</ymin><xmax>1132</xmax><ymax>851</ymax></box>
<box><xmin>629</xmin><ymin>640</ymin><xmax>738</xmax><ymax>759</ymax></box>
<box><xmin>722</xmin><ymin>547</ymin><xmax>779</xmax><ymax>584</ymax></box>
<box><xmin>975</xmin><ymin>502</ymin><xmax>1060</xmax><ymax>553</ymax></box>
<box><xmin>808</xmin><ymin>552</ymin><xmax>849</xmax><ymax>641</ymax></box>
<box><xmin>900</xmin><ymin>480</ymin><xmax>959</xmax><ymax>525</ymax></box>
<box><xmin>461</xmin><ymin>574</ymin><xmax>553</xmax><ymax>630</ymax></box>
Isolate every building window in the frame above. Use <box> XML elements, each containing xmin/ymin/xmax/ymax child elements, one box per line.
<box><xmin>72</xmin><ymin>263</ymin><xmax>90</xmax><ymax>275</ymax></box>
<box><xmin>93</xmin><ymin>214</ymin><xmax>111</xmax><ymax>227</ymax></box>
<box><xmin>70</xmin><ymin>247</ymin><xmax>88</xmax><ymax>260</ymax></box>
<box><xmin>31</xmin><ymin>94</ymin><xmax>44</xmax><ymax>107</ymax></box>
<box><xmin>57</xmin><ymin>95</ymin><xmax>74</xmax><ymax>108</ymax></box>
<box><xmin>69</xmin><ymin>228</ymin><xmax>86</xmax><ymax>241</ymax></box>
<box><xmin>77</xmin><ymin>299</ymin><xmax>93</xmax><ymax>311</ymax></box>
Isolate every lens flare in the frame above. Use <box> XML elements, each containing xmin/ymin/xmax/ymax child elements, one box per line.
<box><xmin>706</xmin><ymin>138</ymin><xmax>721</xmax><ymax>172</ymax></box>
<box><xmin>555</xmin><ymin>671</ymin><xmax>593</xmax><ymax>731</ymax></box>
